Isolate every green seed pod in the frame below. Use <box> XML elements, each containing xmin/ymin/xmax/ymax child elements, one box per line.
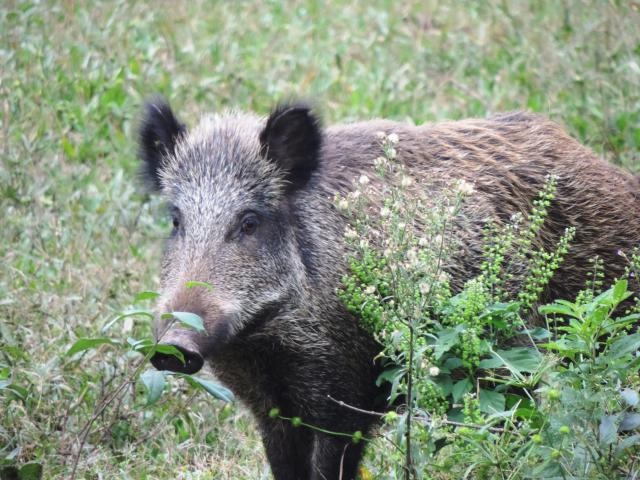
<box><xmin>268</xmin><ymin>408</ymin><xmax>280</xmax><ymax>418</ymax></box>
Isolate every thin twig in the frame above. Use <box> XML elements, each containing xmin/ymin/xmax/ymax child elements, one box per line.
<box><xmin>327</xmin><ymin>394</ymin><xmax>505</xmax><ymax>433</ymax></box>
<box><xmin>405</xmin><ymin>323</ymin><xmax>414</xmax><ymax>480</ymax></box>
<box><xmin>69</xmin><ymin>356</ymin><xmax>149</xmax><ymax>479</ymax></box>
<box><xmin>327</xmin><ymin>395</ymin><xmax>386</xmax><ymax>417</ymax></box>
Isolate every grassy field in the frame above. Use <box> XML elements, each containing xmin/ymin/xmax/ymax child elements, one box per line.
<box><xmin>1</xmin><ymin>0</ymin><xmax>639</xmax><ymax>478</ymax></box>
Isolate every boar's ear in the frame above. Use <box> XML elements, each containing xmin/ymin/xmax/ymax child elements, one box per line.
<box><xmin>138</xmin><ymin>97</ymin><xmax>186</xmax><ymax>191</ymax></box>
<box><xmin>259</xmin><ymin>103</ymin><xmax>322</xmax><ymax>191</ymax></box>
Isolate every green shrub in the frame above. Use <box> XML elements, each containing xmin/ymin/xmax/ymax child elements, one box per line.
<box><xmin>338</xmin><ymin>134</ymin><xmax>640</xmax><ymax>479</ymax></box>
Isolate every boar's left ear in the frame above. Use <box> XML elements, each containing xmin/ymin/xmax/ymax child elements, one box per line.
<box><xmin>138</xmin><ymin>97</ymin><xmax>186</xmax><ymax>191</ymax></box>
<box><xmin>259</xmin><ymin>103</ymin><xmax>322</xmax><ymax>191</ymax></box>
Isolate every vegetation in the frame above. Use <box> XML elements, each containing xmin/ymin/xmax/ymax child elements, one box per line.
<box><xmin>339</xmin><ymin>142</ymin><xmax>640</xmax><ymax>478</ymax></box>
<box><xmin>1</xmin><ymin>1</ymin><xmax>639</xmax><ymax>478</ymax></box>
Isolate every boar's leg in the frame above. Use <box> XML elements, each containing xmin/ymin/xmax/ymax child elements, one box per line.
<box><xmin>259</xmin><ymin>418</ymin><xmax>312</xmax><ymax>479</ymax></box>
<box><xmin>309</xmin><ymin>433</ymin><xmax>364</xmax><ymax>480</ymax></box>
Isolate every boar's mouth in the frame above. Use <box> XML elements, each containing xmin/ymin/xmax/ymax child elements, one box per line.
<box><xmin>150</xmin><ymin>328</ymin><xmax>204</xmax><ymax>374</ymax></box>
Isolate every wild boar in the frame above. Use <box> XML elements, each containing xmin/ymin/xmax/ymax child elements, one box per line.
<box><xmin>140</xmin><ymin>99</ymin><xmax>640</xmax><ymax>479</ymax></box>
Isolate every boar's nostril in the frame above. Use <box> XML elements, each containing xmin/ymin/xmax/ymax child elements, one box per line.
<box><xmin>150</xmin><ymin>345</ymin><xmax>204</xmax><ymax>374</ymax></box>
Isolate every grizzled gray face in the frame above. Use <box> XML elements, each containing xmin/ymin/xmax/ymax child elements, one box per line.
<box><xmin>139</xmin><ymin>99</ymin><xmax>321</xmax><ymax>374</ymax></box>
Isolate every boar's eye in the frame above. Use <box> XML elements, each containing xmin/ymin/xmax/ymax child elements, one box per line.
<box><xmin>170</xmin><ymin>206</ymin><xmax>181</xmax><ymax>233</ymax></box>
<box><xmin>241</xmin><ymin>213</ymin><xmax>259</xmax><ymax>236</ymax></box>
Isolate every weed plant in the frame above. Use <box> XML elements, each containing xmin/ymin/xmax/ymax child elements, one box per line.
<box><xmin>338</xmin><ymin>135</ymin><xmax>640</xmax><ymax>479</ymax></box>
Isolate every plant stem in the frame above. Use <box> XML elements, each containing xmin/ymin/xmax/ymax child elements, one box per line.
<box><xmin>405</xmin><ymin>320</ymin><xmax>414</xmax><ymax>480</ymax></box>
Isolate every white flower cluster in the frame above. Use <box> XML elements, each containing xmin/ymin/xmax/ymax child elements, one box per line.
<box><xmin>455</xmin><ymin>178</ymin><xmax>475</xmax><ymax>196</ymax></box>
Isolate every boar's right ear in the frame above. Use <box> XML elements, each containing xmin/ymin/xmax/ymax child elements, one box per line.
<box><xmin>138</xmin><ymin>97</ymin><xmax>186</xmax><ymax>191</ymax></box>
<box><xmin>259</xmin><ymin>103</ymin><xmax>322</xmax><ymax>191</ymax></box>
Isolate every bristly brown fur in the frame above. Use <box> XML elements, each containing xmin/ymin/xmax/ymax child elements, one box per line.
<box><xmin>140</xmin><ymin>101</ymin><xmax>640</xmax><ymax>480</ymax></box>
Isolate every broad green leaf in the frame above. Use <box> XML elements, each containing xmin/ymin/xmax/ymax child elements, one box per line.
<box><xmin>621</xmin><ymin>388</ymin><xmax>639</xmax><ymax>407</ymax></box>
<box><xmin>479</xmin><ymin>389</ymin><xmax>505</xmax><ymax>414</ymax></box>
<box><xmin>434</xmin><ymin>327</ymin><xmax>461</xmax><ymax>360</ymax></box>
<box><xmin>609</xmin><ymin>333</ymin><xmax>640</xmax><ymax>359</ymax></box>
<box><xmin>182</xmin><ymin>375</ymin><xmax>234</xmax><ymax>402</ymax></box>
<box><xmin>171</xmin><ymin>312</ymin><xmax>206</xmax><ymax>332</ymax></box>
<box><xmin>482</xmin><ymin>347</ymin><xmax>543</xmax><ymax>373</ymax></box>
<box><xmin>592</xmin><ymin>287</ymin><xmax>615</xmax><ymax>308</ymax></box>
<box><xmin>17</xmin><ymin>462</ymin><xmax>42</xmax><ymax>480</ymax></box>
<box><xmin>538</xmin><ymin>303</ymin><xmax>577</xmax><ymax>317</ymax></box>
<box><xmin>523</xmin><ymin>327</ymin><xmax>551</xmax><ymax>340</ymax></box>
<box><xmin>140</xmin><ymin>369</ymin><xmax>165</xmax><ymax>405</ymax></box>
<box><xmin>433</xmin><ymin>375</ymin><xmax>453</xmax><ymax>396</ymax></box>
<box><xmin>613</xmin><ymin>279</ymin><xmax>630</xmax><ymax>304</ymax></box>
<box><xmin>615</xmin><ymin>434</ymin><xmax>640</xmax><ymax>458</ymax></box>
<box><xmin>134</xmin><ymin>291</ymin><xmax>160</xmax><ymax>302</ymax></box>
<box><xmin>443</xmin><ymin>356</ymin><xmax>463</xmax><ymax>370</ymax></box>
<box><xmin>452</xmin><ymin>378</ymin><xmax>472</xmax><ymax>403</ymax></box>
<box><xmin>620</xmin><ymin>413</ymin><xmax>640</xmax><ymax>431</ymax></box>
<box><xmin>478</xmin><ymin>356</ymin><xmax>502</xmax><ymax>369</ymax></box>
<box><xmin>599</xmin><ymin>414</ymin><xmax>618</xmax><ymax>445</ymax></box>
<box><xmin>66</xmin><ymin>337</ymin><xmax>118</xmax><ymax>356</ymax></box>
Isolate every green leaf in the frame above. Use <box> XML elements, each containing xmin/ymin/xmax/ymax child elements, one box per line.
<box><xmin>17</xmin><ymin>462</ymin><xmax>42</xmax><ymax>480</ymax></box>
<box><xmin>443</xmin><ymin>356</ymin><xmax>463</xmax><ymax>370</ymax></box>
<box><xmin>182</xmin><ymin>375</ymin><xmax>234</xmax><ymax>402</ymax></box>
<box><xmin>140</xmin><ymin>369</ymin><xmax>165</xmax><ymax>406</ymax></box>
<box><xmin>452</xmin><ymin>378</ymin><xmax>472</xmax><ymax>403</ymax></box>
<box><xmin>523</xmin><ymin>327</ymin><xmax>551</xmax><ymax>340</ymax></box>
<box><xmin>185</xmin><ymin>281</ymin><xmax>214</xmax><ymax>291</ymax></box>
<box><xmin>126</xmin><ymin>339</ymin><xmax>185</xmax><ymax>364</ymax></box>
<box><xmin>621</xmin><ymin>388</ymin><xmax>639</xmax><ymax>407</ymax></box>
<box><xmin>538</xmin><ymin>302</ymin><xmax>577</xmax><ymax>317</ymax></box>
<box><xmin>434</xmin><ymin>327</ymin><xmax>461</xmax><ymax>360</ymax></box>
<box><xmin>615</xmin><ymin>434</ymin><xmax>640</xmax><ymax>458</ymax></box>
<box><xmin>483</xmin><ymin>347</ymin><xmax>543</xmax><ymax>373</ymax></box>
<box><xmin>66</xmin><ymin>337</ymin><xmax>118</xmax><ymax>356</ymax></box>
<box><xmin>101</xmin><ymin>309</ymin><xmax>154</xmax><ymax>332</ymax></box>
<box><xmin>479</xmin><ymin>389</ymin><xmax>505</xmax><ymax>414</ymax></box>
<box><xmin>170</xmin><ymin>312</ymin><xmax>206</xmax><ymax>332</ymax></box>
<box><xmin>609</xmin><ymin>333</ymin><xmax>640</xmax><ymax>359</ymax></box>
<box><xmin>153</xmin><ymin>344</ymin><xmax>186</xmax><ymax>363</ymax></box>
<box><xmin>134</xmin><ymin>291</ymin><xmax>160</xmax><ymax>302</ymax></box>
<box><xmin>376</xmin><ymin>367</ymin><xmax>405</xmax><ymax>404</ymax></box>
<box><xmin>0</xmin><ymin>382</ymin><xmax>28</xmax><ymax>401</ymax></box>
<box><xmin>620</xmin><ymin>413</ymin><xmax>640</xmax><ymax>431</ymax></box>
<box><xmin>599</xmin><ymin>414</ymin><xmax>618</xmax><ymax>445</ymax></box>
<box><xmin>612</xmin><ymin>279</ymin><xmax>630</xmax><ymax>304</ymax></box>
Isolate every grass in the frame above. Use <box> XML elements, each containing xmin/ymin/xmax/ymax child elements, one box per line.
<box><xmin>1</xmin><ymin>0</ymin><xmax>639</xmax><ymax>478</ymax></box>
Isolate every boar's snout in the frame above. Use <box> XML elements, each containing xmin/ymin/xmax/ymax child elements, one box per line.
<box><xmin>150</xmin><ymin>328</ymin><xmax>204</xmax><ymax>374</ymax></box>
